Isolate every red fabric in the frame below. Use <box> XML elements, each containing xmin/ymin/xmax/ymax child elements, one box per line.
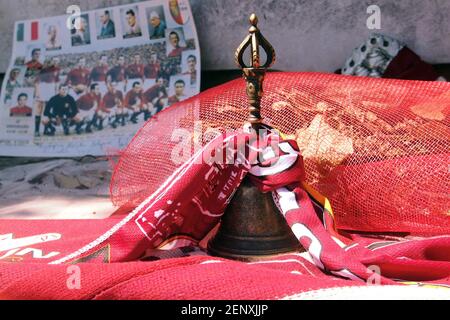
<box><xmin>1</xmin><ymin>130</ymin><xmax>449</xmax><ymax>299</ymax></box>
<box><xmin>383</xmin><ymin>47</ymin><xmax>439</xmax><ymax>81</ymax></box>
<box><xmin>0</xmin><ymin>72</ymin><xmax>449</xmax><ymax>300</ymax></box>
<box><xmin>0</xmin><ymin>256</ymin><xmax>363</xmax><ymax>300</ymax></box>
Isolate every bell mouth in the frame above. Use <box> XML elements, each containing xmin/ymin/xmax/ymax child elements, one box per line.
<box><xmin>207</xmin><ymin>176</ymin><xmax>302</xmax><ymax>262</ymax></box>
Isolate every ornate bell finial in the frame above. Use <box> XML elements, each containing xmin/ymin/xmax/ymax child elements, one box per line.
<box><xmin>235</xmin><ymin>14</ymin><xmax>276</xmax><ymax>128</ymax></box>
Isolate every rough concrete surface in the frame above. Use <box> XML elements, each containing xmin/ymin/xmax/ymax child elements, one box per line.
<box><xmin>0</xmin><ymin>158</ymin><xmax>114</xmax><ymax>219</ymax></box>
<box><xmin>0</xmin><ymin>0</ymin><xmax>449</xmax><ymax>73</ymax></box>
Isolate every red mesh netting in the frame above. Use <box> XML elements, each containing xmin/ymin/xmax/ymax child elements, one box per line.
<box><xmin>111</xmin><ymin>72</ymin><xmax>449</xmax><ymax>235</ymax></box>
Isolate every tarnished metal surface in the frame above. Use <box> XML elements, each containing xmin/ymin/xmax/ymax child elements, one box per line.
<box><xmin>208</xmin><ymin>177</ymin><xmax>301</xmax><ymax>261</ymax></box>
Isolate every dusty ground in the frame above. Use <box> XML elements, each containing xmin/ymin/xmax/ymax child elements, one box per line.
<box><xmin>0</xmin><ymin>157</ymin><xmax>116</xmax><ymax>219</ymax></box>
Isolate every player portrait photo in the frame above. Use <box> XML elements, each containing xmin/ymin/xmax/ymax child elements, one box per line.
<box><xmin>13</xmin><ymin>56</ymin><xmax>26</xmax><ymax>66</ymax></box>
<box><xmin>168</xmin><ymin>0</ymin><xmax>188</xmax><ymax>25</ymax></box>
<box><xmin>4</xmin><ymin>67</ymin><xmax>25</xmax><ymax>104</ymax></box>
<box><xmin>168</xmin><ymin>74</ymin><xmax>190</xmax><ymax>105</ymax></box>
<box><xmin>166</xmin><ymin>27</ymin><xmax>186</xmax><ymax>59</ymax></box>
<box><xmin>121</xmin><ymin>6</ymin><xmax>142</xmax><ymax>39</ymax></box>
<box><xmin>146</xmin><ymin>6</ymin><xmax>166</xmax><ymax>41</ymax></box>
<box><xmin>181</xmin><ymin>51</ymin><xmax>198</xmax><ymax>86</ymax></box>
<box><xmin>43</xmin><ymin>20</ymin><xmax>63</xmax><ymax>51</ymax></box>
<box><xmin>71</xmin><ymin>14</ymin><xmax>91</xmax><ymax>47</ymax></box>
<box><xmin>96</xmin><ymin>9</ymin><xmax>116</xmax><ymax>40</ymax></box>
<box><xmin>7</xmin><ymin>88</ymin><xmax>34</xmax><ymax>118</ymax></box>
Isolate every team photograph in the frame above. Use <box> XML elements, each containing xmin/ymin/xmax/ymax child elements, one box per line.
<box><xmin>10</xmin><ymin>39</ymin><xmax>198</xmax><ymax>138</ymax></box>
<box><xmin>1</xmin><ymin>0</ymin><xmax>199</xmax><ymax>143</ymax></box>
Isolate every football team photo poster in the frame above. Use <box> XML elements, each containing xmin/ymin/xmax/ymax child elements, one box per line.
<box><xmin>0</xmin><ymin>0</ymin><xmax>200</xmax><ymax>157</ymax></box>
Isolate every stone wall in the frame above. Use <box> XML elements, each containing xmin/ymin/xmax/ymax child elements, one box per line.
<box><xmin>0</xmin><ymin>0</ymin><xmax>449</xmax><ymax>73</ymax></box>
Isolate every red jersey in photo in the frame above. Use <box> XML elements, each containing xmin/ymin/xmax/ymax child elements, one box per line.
<box><xmin>144</xmin><ymin>62</ymin><xmax>161</xmax><ymax>79</ymax></box>
<box><xmin>125</xmin><ymin>90</ymin><xmax>143</xmax><ymax>108</ymax></box>
<box><xmin>126</xmin><ymin>64</ymin><xmax>145</xmax><ymax>79</ymax></box>
<box><xmin>143</xmin><ymin>85</ymin><xmax>167</xmax><ymax>104</ymax></box>
<box><xmin>40</xmin><ymin>66</ymin><xmax>60</xmax><ymax>83</ymax></box>
<box><xmin>10</xmin><ymin>105</ymin><xmax>32</xmax><ymax>117</ymax></box>
<box><xmin>77</xmin><ymin>93</ymin><xmax>101</xmax><ymax>111</ymax></box>
<box><xmin>102</xmin><ymin>90</ymin><xmax>124</xmax><ymax>111</ymax></box>
<box><xmin>90</xmin><ymin>65</ymin><xmax>109</xmax><ymax>83</ymax></box>
<box><xmin>66</xmin><ymin>67</ymin><xmax>91</xmax><ymax>86</ymax></box>
<box><xmin>107</xmin><ymin>66</ymin><xmax>126</xmax><ymax>82</ymax></box>
<box><xmin>26</xmin><ymin>60</ymin><xmax>43</xmax><ymax>72</ymax></box>
<box><xmin>168</xmin><ymin>95</ymin><xmax>182</xmax><ymax>105</ymax></box>
<box><xmin>168</xmin><ymin>47</ymin><xmax>184</xmax><ymax>58</ymax></box>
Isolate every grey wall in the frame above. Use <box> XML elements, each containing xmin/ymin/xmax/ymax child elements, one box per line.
<box><xmin>0</xmin><ymin>0</ymin><xmax>449</xmax><ymax>73</ymax></box>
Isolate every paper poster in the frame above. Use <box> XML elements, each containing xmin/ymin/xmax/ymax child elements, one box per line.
<box><xmin>0</xmin><ymin>0</ymin><xmax>200</xmax><ymax>157</ymax></box>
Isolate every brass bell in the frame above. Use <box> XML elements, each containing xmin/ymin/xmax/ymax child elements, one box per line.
<box><xmin>208</xmin><ymin>14</ymin><xmax>301</xmax><ymax>261</ymax></box>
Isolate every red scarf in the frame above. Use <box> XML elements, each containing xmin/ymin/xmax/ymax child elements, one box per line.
<box><xmin>1</xmin><ymin>128</ymin><xmax>449</xmax><ymax>299</ymax></box>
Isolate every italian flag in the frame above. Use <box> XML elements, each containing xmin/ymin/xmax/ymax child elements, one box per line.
<box><xmin>16</xmin><ymin>21</ymin><xmax>39</xmax><ymax>42</ymax></box>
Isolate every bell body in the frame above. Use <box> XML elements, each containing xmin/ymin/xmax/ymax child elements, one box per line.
<box><xmin>208</xmin><ymin>176</ymin><xmax>301</xmax><ymax>261</ymax></box>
